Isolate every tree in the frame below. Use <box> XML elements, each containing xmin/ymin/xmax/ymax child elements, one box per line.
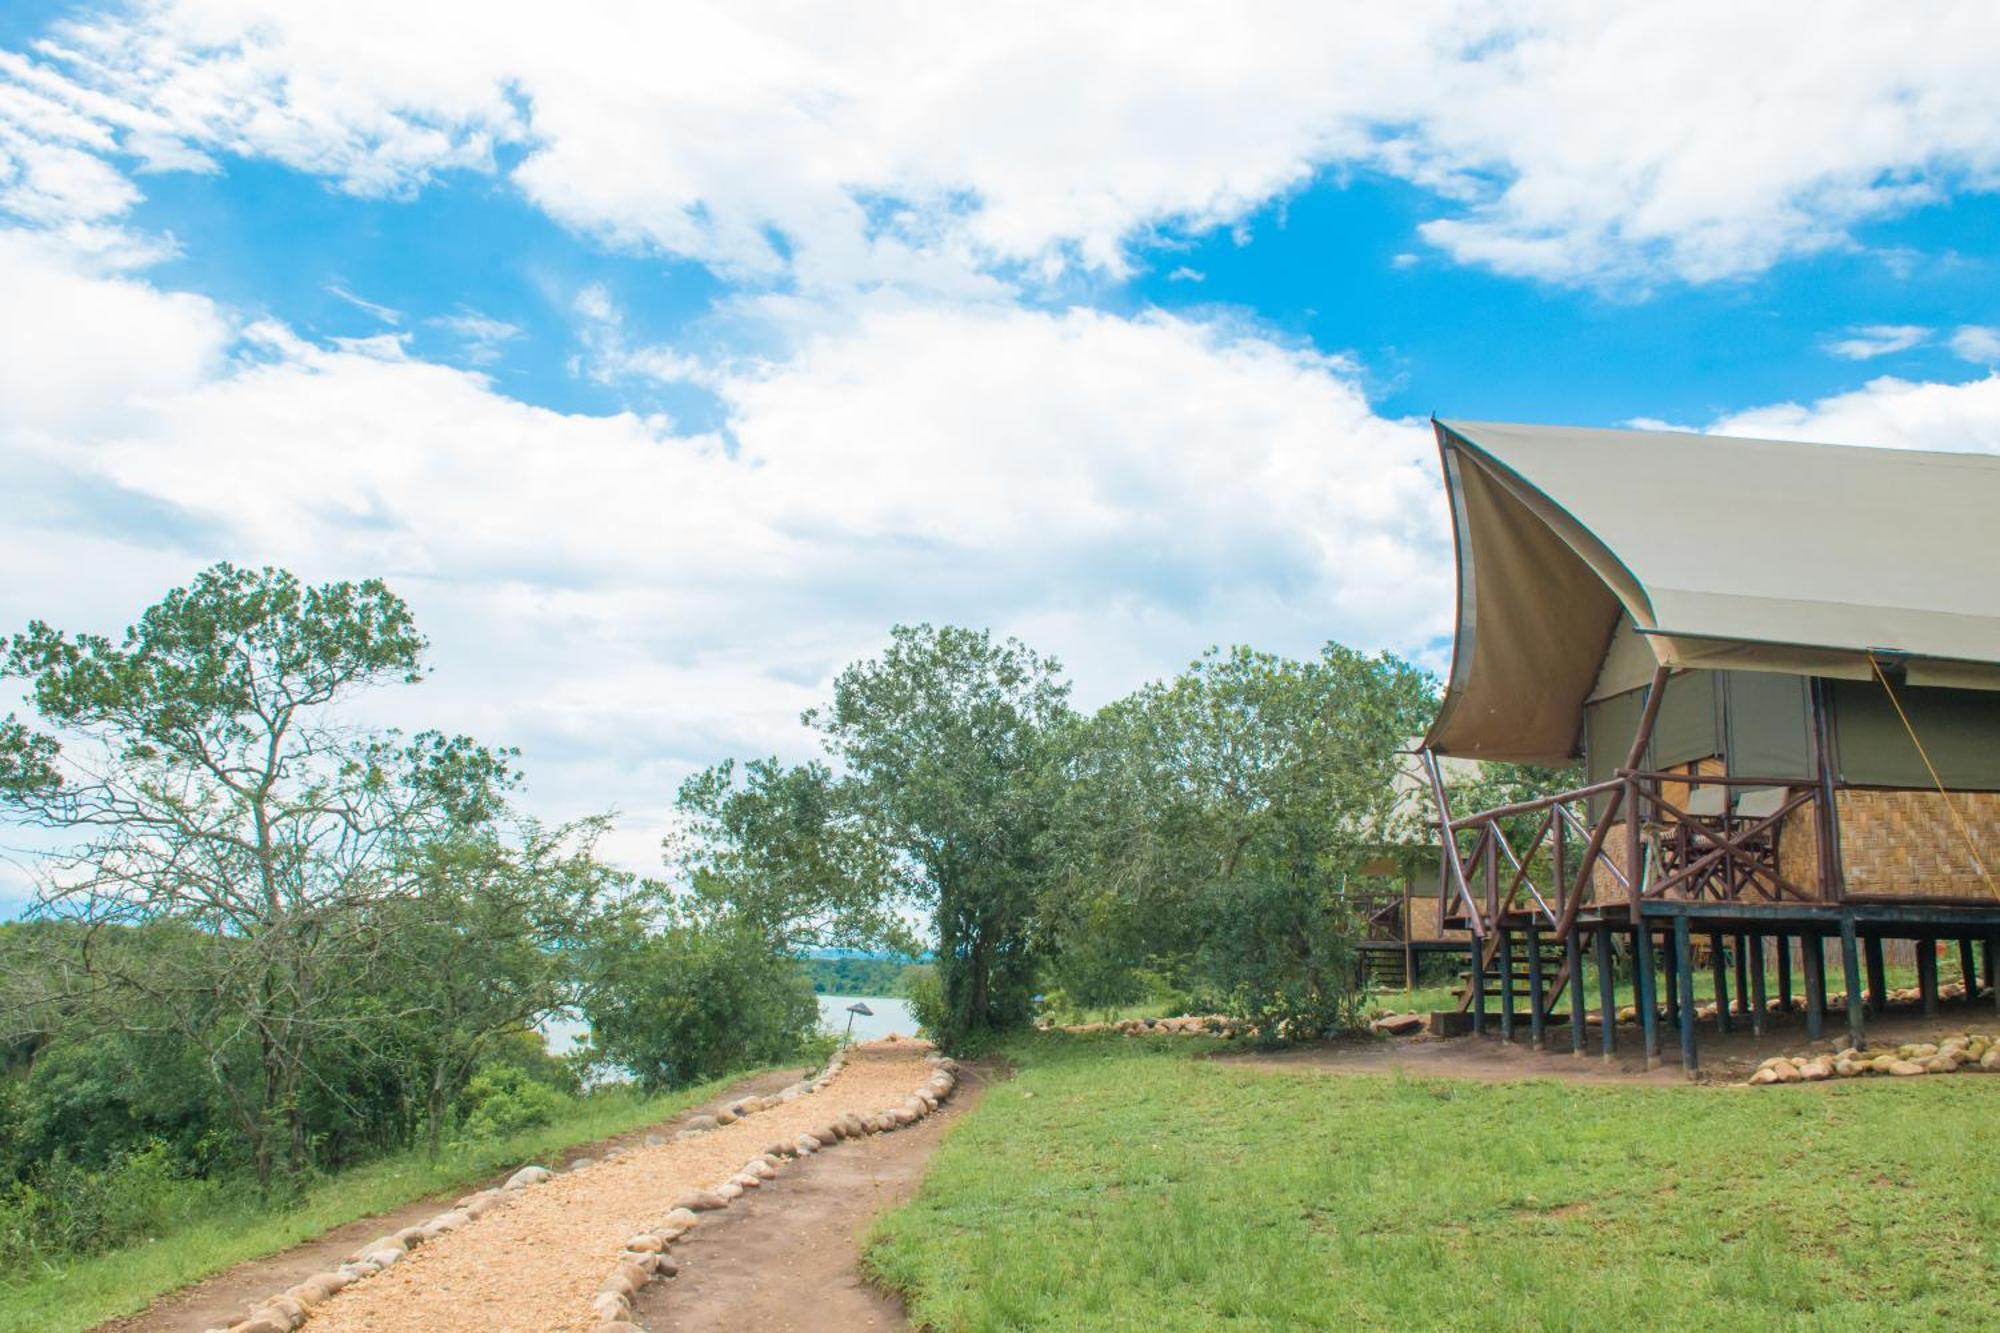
<box><xmin>808</xmin><ymin>625</ymin><xmax>1072</xmax><ymax>1048</ymax></box>
<box><xmin>1051</xmin><ymin>644</ymin><xmax>1434</xmax><ymax>1037</ymax></box>
<box><xmin>671</xmin><ymin>757</ymin><xmax>911</xmax><ymax>956</ymax></box>
<box><xmin>376</xmin><ymin>816</ymin><xmax>620</xmax><ymax>1156</ymax></box>
<box><xmin>579</xmin><ymin>903</ymin><xmax>819</xmax><ymax>1092</ymax></box>
<box><xmin>0</xmin><ymin>564</ymin><xmax>518</xmax><ymax>1185</ymax></box>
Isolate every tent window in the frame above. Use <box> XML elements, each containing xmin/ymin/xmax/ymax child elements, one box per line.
<box><xmin>1830</xmin><ymin>680</ymin><xmax>2000</xmax><ymax>790</ymax></box>
<box><xmin>1584</xmin><ymin>687</ymin><xmax>1645</xmax><ymax>817</ymax></box>
<box><xmin>1724</xmin><ymin>671</ymin><xmax>1814</xmax><ymax>780</ymax></box>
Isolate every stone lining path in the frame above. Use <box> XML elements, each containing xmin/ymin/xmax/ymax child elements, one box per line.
<box><xmin>290</xmin><ymin>1042</ymin><xmax>946</xmax><ymax>1333</ymax></box>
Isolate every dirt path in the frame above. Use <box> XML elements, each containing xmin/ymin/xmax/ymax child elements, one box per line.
<box><xmin>98</xmin><ymin>1069</ymin><xmax>810</xmax><ymax>1333</ymax></box>
<box><xmin>1217</xmin><ymin>1002</ymin><xmax>2000</xmax><ymax>1086</ymax></box>
<box><xmin>300</xmin><ymin>1043</ymin><xmax>948</xmax><ymax>1333</ymax></box>
<box><xmin>637</xmin><ymin>1064</ymin><xmax>986</xmax><ymax>1332</ymax></box>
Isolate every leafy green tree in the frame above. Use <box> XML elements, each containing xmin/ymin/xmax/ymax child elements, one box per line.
<box><xmin>672</xmin><ymin>757</ymin><xmax>912</xmax><ymax>955</ymax></box>
<box><xmin>375</xmin><ymin>817</ymin><xmax>621</xmax><ymax>1156</ymax></box>
<box><xmin>579</xmin><ymin>905</ymin><xmax>819</xmax><ymax>1091</ymax></box>
<box><xmin>808</xmin><ymin>625</ymin><xmax>1072</xmax><ymax>1049</ymax></box>
<box><xmin>1051</xmin><ymin>644</ymin><xmax>1434</xmax><ymax>1037</ymax></box>
<box><xmin>0</xmin><ymin>565</ymin><xmax>518</xmax><ymax>1184</ymax></box>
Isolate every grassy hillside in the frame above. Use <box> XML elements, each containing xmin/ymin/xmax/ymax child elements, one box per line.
<box><xmin>868</xmin><ymin>1033</ymin><xmax>1999</xmax><ymax>1329</ymax></box>
<box><xmin>0</xmin><ymin>1068</ymin><xmax>787</xmax><ymax>1333</ymax></box>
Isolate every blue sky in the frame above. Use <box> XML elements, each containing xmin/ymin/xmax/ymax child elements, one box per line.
<box><xmin>4</xmin><ymin>4</ymin><xmax>2000</xmax><ymax>903</ymax></box>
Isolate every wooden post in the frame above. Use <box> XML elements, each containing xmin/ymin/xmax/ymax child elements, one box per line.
<box><xmin>1527</xmin><ymin>924</ymin><xmax>1546</xmax><ymax>1049</ymax></box>
<box><xmin>1864</xmin><ymin>934</ymin><xmax>1887</xmax><ymax>1015</ymax></box>
<box><xmin>1662</xmin><ymin>931</ymin><xmax>1679</xmax><ymax>1027</ymax></box>
<box><xmin>1710</xmin><ymin>932</ymin><xmax>1731</xmax><ymax>1034</ymax></box>
<box><xmin>1988</xmin><ymin>930</ymin><xmax>1999</xmax><ymax>1013</ymax></box>
<box><xmin>1595</xmin><ymin>926</ymin><xmax>1617</xmax><ymax>1060</ymax></box>
<box><xmin>1959</xmin><ymin>937</ymin><xmax>1977</xmax><ymax>999</ymax></box>
<box><xmin>1402</xmin><ymin>872</ymin><xmax>1415</xmax><ymax>993</ymax></box>
<box><xmin>1747</xmin><ymin>933</ymin><xmax>1767</xmax><ymax>1036</ymax></box>
<box><xmin>1841</xmin><ymin>912</ymin><xmax>1866</xmax><ymax>1051</ymax></box>
<box><xmin>1498</xmin><ymin>928</ymin><xmax>1516</xmax><ymax>1043</ymax></box>
<box><xmin>1733</xmin><ymin>934</ymin><xmax>1750</xmax><ymax>1017</ymax></box>
<box><xmin>1469</xmin><ymin>938</ymin><xmax>1486</xmax><ymax>1036</ymax></box>
<box><xmin>1802</xmin><ymin>934</ymin><xmax>1825</xmax><ymax>1041</ymax></box>
<box><xmin>1635</xmin><ymin>925</ymin><xmax>1661</xmax><ymax>1068</ymax></box>
<box><xmin>1917</xmin><ymin>937</ymin><xmax>1939</xmax><ymax>1017</ymax></box>
<box><xmin>1776</xmin><ymin>935</ymin><xmax>1793</xmax><ymax>1013</ymax></box>
<box><xmin>1566</xmin><ymin>927</ymin><xmax>1586</xmax><ymax>1056</ymax></box>
<box><xmin>1674</xmin><ymin>914</ymin><xmax>1698</xmax><ymax>1075</ymax></box>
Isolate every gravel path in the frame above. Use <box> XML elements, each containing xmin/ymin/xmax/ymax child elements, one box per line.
<box><xmin>303</xmin><ymin>1043</ymin><xmax>940</xmax><ymax>1333</ymax></box>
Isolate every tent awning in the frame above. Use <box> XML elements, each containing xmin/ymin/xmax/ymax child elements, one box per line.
<box><xmin>1424</xmin><ymin>419</ymin><xmax>2000</xmax><ymax>765</ymax></box>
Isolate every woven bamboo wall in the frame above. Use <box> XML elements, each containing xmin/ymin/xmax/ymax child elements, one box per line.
<box><xmin>1837</xmin><ymin>789</ymin><xmax>2000</xmax><ymax>900</ymax></box>
<box><xmin>1407</xmin><ymin>894</ymin><xmax>1471</xmax><ymax>940</ymax></box>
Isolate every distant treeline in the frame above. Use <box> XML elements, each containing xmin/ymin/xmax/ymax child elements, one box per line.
<box><xmin>798</xmin><ymin>955</ymin><xmax>922</xmax><ymax>996</ymax></box>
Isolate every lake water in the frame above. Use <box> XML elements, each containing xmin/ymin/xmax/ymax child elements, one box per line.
<box><xmin>538</xmin><ymin>993</ymin><xmax>917</xmax><ymax>1058</ymax></box>
<box><xmin>816</xmin><ymin>993</ymin><xmax>917</xmax><ymax>1042</ymax></box>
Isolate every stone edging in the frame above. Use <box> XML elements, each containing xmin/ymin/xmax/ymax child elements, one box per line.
<box><xmin>1748</xmin><ymin>1030</ymin><xmax>1998</xmax><ymax>1083</ymax></box>
<box><xmin>205</xmin><ymin>1049</ymin><xmax>875</xmax><ymax>1333</ymax></box>
<box><xmin>587</xmin><ymin>1052</ymin><xmax>960</xmax><ymax>1330</ymax></box>
<box><xmin>1041</xmin><ymin>1013</ymin><xmax>1246</xmax><ymax>1038</ymax></box>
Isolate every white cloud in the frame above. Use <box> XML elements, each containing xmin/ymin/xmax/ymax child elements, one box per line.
<box><xmin>4</xmin><ymin>3</ymin><xmax>1998</xmax><ymax>289</ymax></box>
<box><xmin>1948</xmin><ymin>324</ymin><xmax>2000</xmax><ymax>365</ymax></box>
<box><xmin>0</xmin><ymin>233</ymin><xmax>1448</xmax><ymax>874</ymax></box>
<box><xmin>1711</xmin><ymin>371</ymin><xmax>2000</xmax><ymax>451</ymax></box>
<box><xmin>1823</xmin><ymin>324</ymin><xmax>1929</xmax><ymax>360</ymax></box>
<box><xmin>326</xmin><ymin>283</ymin><xmax>403</xmax><ymax>325</ymax></box>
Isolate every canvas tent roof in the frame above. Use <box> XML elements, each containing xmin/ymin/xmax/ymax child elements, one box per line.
<box><xmin>1424</xmin><ymin>419</ymin><xmax>2000</xmax><ymax>765</ymax></box>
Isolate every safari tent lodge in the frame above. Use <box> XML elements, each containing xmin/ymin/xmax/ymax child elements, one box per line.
<box><xmin>1416</xmin><ymin>419</ymin><xmax>2000</xmax><ymax>1071</ymax></box>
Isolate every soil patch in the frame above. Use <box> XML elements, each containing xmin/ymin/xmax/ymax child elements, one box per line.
<box><xmin>97</xmin><ymin>1068</ymin><xmax>809</xmax><ymax>1333</ymax></box>
<box><xmin>1218</xmin><ymin>998</ymin><xmax>2000</xmax><ymax>1086</ymax></box>
<box><xmin>635</xmin><ymin>1064</ymin><xmax>988</xmax><ymax>1332</ymax></box>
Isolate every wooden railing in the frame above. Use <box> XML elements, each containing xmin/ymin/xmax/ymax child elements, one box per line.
<box><xmin>1430</xmin><ymin>762</ymin><xmax>1826</xmax><ymax>942</ymax></box>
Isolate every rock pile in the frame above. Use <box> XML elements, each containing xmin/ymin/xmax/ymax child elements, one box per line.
<box><xmin>1748</xmin><ymin>1031</ymin><xmax>2000</xmax><ymax>1084</ymax></box>
<box><xmin>586</xmin><ymin>1053</ymin><xmax>961</xmax><ymax>1330</ymax></box>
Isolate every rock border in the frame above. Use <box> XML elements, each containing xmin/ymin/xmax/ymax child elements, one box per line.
<box><xmin>1042</xmin><ymin>1013</ymin><xmax>1248</xmax><ymax>1038</ymax></box>
<box><xmin>206</xmin><ymin>1051</ymin><xmax>857</xmax><ymax>1333</ymax></box>
<box><xmin>1748</xmin><ymin>1030</ymin><xmax>1999</xmax><ymax>1083</ymax></box>
<box><xmin>585</xmin><ymin>1052</ymin><xmax>961</xmax><ymax>1330</ymax></box>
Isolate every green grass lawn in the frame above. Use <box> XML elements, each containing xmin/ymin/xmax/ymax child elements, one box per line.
<box><xmin>867</xmin><ymin>1033</ymin><xmax>1999</xmax><ymax>1330</ymax></box>
<box><xmin>0</xmin><ymin>1068</ymin><xmax>788</xmax><ymax>1333</ymax></box>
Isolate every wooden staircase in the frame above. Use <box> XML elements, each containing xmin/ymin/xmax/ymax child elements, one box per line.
<box><xmin>1358</xmin><ymin>945</ymin><xmax>1409</xmax><ymax>990</ymax></box>
<box><xmin>1455</xmin><ymin>920</ymin><xmax>1572</xmax><ymax>1023</ymax></box>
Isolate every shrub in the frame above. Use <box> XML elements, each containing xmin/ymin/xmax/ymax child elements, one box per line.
<box><xmin>455</xmin><ymin>1065</ymin><xmax>570</xmax><ymax>1141</ymax></box>
<box><xmin>0</xmin><ymin>1140</ymin><xmax>225</xmax><ymax>1266</ymax></box>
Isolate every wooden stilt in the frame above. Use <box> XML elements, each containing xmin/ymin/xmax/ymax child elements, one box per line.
<box><xmin>1802</xmin><ymin>935</ymin><xmax>1825</xmax><ymax>1041</ymax></box>
<box><xmin>1959</xmin><ymin>937</ymin><xmax>1977</xmax><ymax>999</ymax></box>
<box><xmin>1662</xmin><ymin>933</ymin><xmax>1679</xmax><ymax>1026</ymax></box>
<box><xmin>1988</xmin><ymin>931</ymin><xmax>1999</xmax><ymax>1011</ymax></box>
<box><xmin>1710</xmin><ymin>932</ymin><xmax>1731</xmax><ymax>1034</ymax></box>
<box><xmin>1841</xmin><ymin>913</ymin><xmax>1866</xmax><ymax>1051</ymax></box>
<box><xmin>1777</xmin><ymin>935</ymin><xmax>1793</xmax><ymax>1013</ymax></box>
<box><xmin>1527</xmin><ymin>924</ymin><xmax>1546</xmax><ymax>1049</ymax></box>
<box><xmin>1748</xmin><ymin>933</ymin><xmax>1767</xmax><ymax>1036</ymax></box>
<box><xmin>1734</xmin><ymin>934</ymin><xmax>1750</xmax><ymax>1016</ymax></box>
<box><xmin>1864</xmin><ymin>934</ymin><xmax>1887</xmax><ymax>1015</ymax></box>
<box><xmin>1917</xmin><ymin>937</ymin><xmax>1939</xmax><ymax>1016</ymax></box>
<box><xmin>1674</xmin><ymin>914</ymin><xmax>1698</xmax><ymax>1074</ymax></box>
<box><xmin>1565</xmin><ymin>928</ymin><xmax>1586</xmax><ymax>1056</ymax></box>
<box><xmin>1635</xmin><ymin>926</ymin><xmax>1661</xmax><ymax>1068</ymax></box>
<box><xmin>1498</xmin><ymin>928</ymin><xmax>1515</xmax><ymax>1043</ymax></box>
<box><xmin>1469</xmin><ymin>939</ymin><xmax>1486</xmax><ymax>1037</ymax></box>
<box><xmin>1595</xmin><ymin>926</ymin><xmax>1617</xmax><ymax>1060</ymax></box>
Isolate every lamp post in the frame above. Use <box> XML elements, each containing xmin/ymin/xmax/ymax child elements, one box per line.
<box><xmin>842</xmin><ymin>1000</ymin><xmax>874</xmax><ymax>1044</ymax></box>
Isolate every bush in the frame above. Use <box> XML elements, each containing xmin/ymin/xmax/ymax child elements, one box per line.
<box><xmin>0</xmin><ymin>1140</ymin><xmax>226</xmax><ymax>1266</ymax></box>
<box><xmin>583</xmin><ymin>913</ymin><xmax>819</xmax><ymax>1091</ymax></box>
<box><xmin>455</xmin><ymin>1065</ymin><xmax>569</xmax><ymax>1141</ymax></box>
<box><xmin>903</xmin><ymin>966</ymin><xmax>948</xmax><ymax>1041</ymax></box>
